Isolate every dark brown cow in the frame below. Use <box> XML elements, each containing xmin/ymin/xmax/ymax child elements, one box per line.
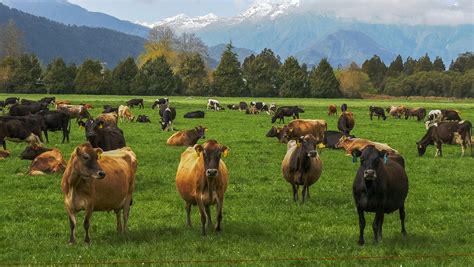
<box><xmin>404</xmin><ymin>107</ymin><xmax>426</xmax><ymax>121</ymax></box>
<box><xmin>417</xmin><ymin>120</ymin><xmax>472</xmax><ymax>157</ymax></box>
<box><xmin>175</xmin><ymin>140</ymin><xmax>229</xmax><ymax>235</ymax></box>
<box><xmin>328</xmin><ymin>104</ymin><xmax>337</xmax><ymax>116</ymax></box>
<box><xmin>126</xmin><ymin>98</ymin><xmax>144</xmax><ymax>109</ymax></box>
<box><xmin>0</xmin><ymin>149</ymin><xmax>10</xmax><ymax>159</ymax></box>
<box><xmin>28</xmin><ymin>149</ymin><xmax>66</xmax><ymax>176</ymax></box>
<box><xmin>266</xmin><ymin>125</ymin><xmax>289</xmax><ymax>144</ymax></box>
<box><xmin>20</xmin><ymin>144</ymin><xmax>52</xmax><ymax>160</ymax></box>
<box><xmin>61</xmin><ymin>144</ymin><xmax>137</xmax><ymax>244</ymax></box>
<box><xmin>167</xmin><ymin>126</ymin><xmax>207</xmax><ymax>146</ymax></box>
<box><xmin>337</xmin><ymin>112</ymin><xmax>355</xmax><ymax>135</ymax></box>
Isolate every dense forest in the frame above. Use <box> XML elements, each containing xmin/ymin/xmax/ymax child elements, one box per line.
<box><xmin>1</xmin><ymin>21</ymin><xmax>473</xmax><ymax>98</ymax></box>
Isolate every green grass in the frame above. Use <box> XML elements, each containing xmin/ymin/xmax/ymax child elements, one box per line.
<box><xmin>0</xmin><ymin>94</ymin><xmax>473</xmax><ymax>265</ymax></box>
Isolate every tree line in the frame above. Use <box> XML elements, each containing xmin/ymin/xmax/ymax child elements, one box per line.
<box><xmin>1</xmin><ymin>22</ymin><xmax>473</xmax><ymax>98</ymax></box>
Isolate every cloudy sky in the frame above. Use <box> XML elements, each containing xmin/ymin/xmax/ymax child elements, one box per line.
<box><xmin>67</xmin><ymin>0</ymin><xmax>473</xmax><ymax>25</ymax></box>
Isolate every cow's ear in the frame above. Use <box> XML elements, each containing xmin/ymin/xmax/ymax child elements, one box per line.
<box><xmin>194</xmin><ymin>144</ymin><xmax>204</xmax><ymax>156</ymax></box>
<box><xmin>95</xmin><ymin>148</ymin><xmax>103</xmax><ymax>160</ymax></box>
<box><xmin>221</xmin><ymin>146</ymin><xmax>229</xmax><ymax>158</ymax></box>
<box><xmin>75</xmin><ymin>146</ymin><xmax>82</xmax><ymax>156</ymax></box>
<box><xmin>351</xmin><ymin>149</ymin><xmax>362</xmax><ymax>163</ymax></box>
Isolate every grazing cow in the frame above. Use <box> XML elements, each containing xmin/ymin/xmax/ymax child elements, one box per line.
<box><xmin>20</xmin><ymin>144</ymin><xmax>52</xmax><ymax>160</ymax></box>
<box><xmin>250</xmin><ymin>101</ymin><xmax>269</xmax><ymax>114</ymax></box>
<box><xmin>118</xmin><ymin>105</ymin><xmax>135</xmax><ymax>123</ymax></box>
<box><xmin>328</xmin><ymin>104</ymin><xmax>337</xmax><ymax>116</ymax></box>
<box><xmin>269</xmin><ymin>103</ymin><xmax>277</xmax><ymax>115</ymax></box>
<box><xmin>417</xmin><ymin>120</ymin><xmax>472</xmax><ymax>157</ymax></box>
<box><xmin>175</xmin><ymin>140</ymin><xmax>229</xmax><ymax>235</ymax></box>
<box><xmin>152</xmin><ymin>98</ymin><xmax>169</xmax><ymax>109</ymax></box>
<box><xmin>136</xmin><ymin>115</ymin><xmax>151</xmax><ymax>123</ymax></box>
<box><xmin>404</xmin><ymin>107</ymin><xmax>426</xmax><ymax>121</ymax></box>
<box><xmin>322</xmin><ymin>131</ymin><xmax>355</xmax><ymax>149</ymax></box>
<box><xmin>338</xmin><ymin>112</ymin><xmax>355</xmax><ymax>135</ymax></box>
<box><xmin>369</xmin><ymin>106</ymin><xmax>387</xmax><ymax>121</ymax></box>
<box><xmin>96</xmin><ymin>113</ymin><xmax>118</xmax><ymax>127</ymax></box>
<box><xmin>159</xmin><ymin>106</ymin><xmax>176</xmax><ymax>131</ymax></box>
<box><xmin>0</xmin><ymin>119</ymin><xmax>42</xmax><ymax>150</ymax></box>
<box><xmin>42</xmin><ymin>111</ymin><xmax>71</xmax><ymax>143</ymax></box>
<box><xmin>103</xmin><ymin>105</ymin><xmax>119</xmax><ymax>114</ymax></box>
<box><xmin>184</xmin><ymin>111</ymin><xmax>205</xmax><ymax>119</ymax></box>
<box><xmin>386</xmin><ymin>106</ymin><xmax>405</xmax><ymax>119</ymax></box>
<box><xmin>227</xmin><ymin>104</ymin><xmax>239</xmax><ymax>110</ymax></box>
<box><xmin>271</xmin><ymin>106</ymin><xmax>305</xmax><ymax>124</ymax></box>
<box><xmin>61</xmin><ymin>144</ymin><xmax>137</xmax><ymax>244</ymax></box>
<box><xmin>0</xmin><ymin>149</ymin><xmax>10</xmax><ymax>159</ymax></box>
<box><xmin>341</xmin><ymin>103</ymin><xmax>348</xmax><ymax>113</ymax></box>
<box><xmin>167</xmin><ymin>126</ymin><xmax>207</xmax><ymax>146</ymax></box>
<box><xmin>28</xmin><ymin>148</ymin><xmax>66</xmax><ymax>176</ymax></box>
<box><xmin>281</xmin><ymin>135</ymin><xmax>323</xmax><ymax>202</ymax></box>
<box><xmin>126</xmin><ymin>98</ymin><xmax>144</xmax><ymax>109</ymax></box>
<box><xmin>239</xmin><ymin>102</ymin><xmax>248</xmax><ymax>112</ymax></box>
<box><xmin>20</xmin><ymin>99</ymin><xmax>38</xmax><ymax>105</ymax></box>
<box><xmin>266</xmin><ymin>126</ymin><xmax>289</xmax><ymax>144</ymax></box>
<box><xmin>57</xmin><ymin>104</ymin><xmax>91</xmax><ymax>121</ymax></box>
<box><xmin>352</xmin><ymin>145</ymin><xmax>409</xmax><ymax>245</ymax></box>
<box><xmin>207</xmin><ymin>99</ymin><xmax>224</xmax><ymax>111</ymax></box>
<box><xmin>286</xmin><ymin>119</ymin><xmax>327</xmax><ymax>143</ymax></box>
<box><xmin>336</xmin><ymin>136</ymin><xmax>399</xmax><ymax>156</ymax></box>
<box><xmin>39</xmin><ymin>97</ymin><xmax>55</xmax><ymax>106</ymax></box>
<box><xmin>78</xmin><ymin>120</ymin><xmax>126</xmax><ymax>151</ymax></box>
<box><xmin>4</xmin><ymin>97</ymin><xmax>19</xmax><ymax>106</ymax></box>
<box><xmin>9</xmin><ymin>103</ymin><xmax>49</xmax><ymax>116</ymax></box>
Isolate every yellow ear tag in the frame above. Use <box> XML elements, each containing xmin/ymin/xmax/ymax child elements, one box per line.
<box><xmin>79</xmin><ymin>125</ymin><xmax>84</xmax><ymax>130</ymax></box>
<box><xmin>97</xmin><ymin>151</ymin><xmax>103</xmax><ymax>160</ymax></box>
<box><xmin>289</xmin><ymin>129</ymin><xmax>294</xmax><ymax>133</ymax></box>
<box><xmin>223</xmin><ymin>149</ymin><xmax>229</xmax><ymax>158</ymax></box>
<box><xmin>276</xmin><ymin>129</ymin><xmax>280</xmax><ymax>133</ymax></box>
<box><xmin>318</xmin><ymin>143</ymin><xmax>326</xmax><ymax>149</ymax></box>
<box><xmin>99</xmin><ymin>124</ymin><xmax>103</xmax><ymax>129</ymax></box>
<box><xmin>205</xmin><ymin>128</ymin><xmax>208</xmax><ymax>132</ymax></box>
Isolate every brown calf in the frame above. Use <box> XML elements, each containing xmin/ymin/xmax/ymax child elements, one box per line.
<box><xmin>328</xmin><ymin>104</ymin><xmax>337</xmax><ymax>116</ymax></box>
<box><xmin>28</xmin><ymin>149</ymin><xmax>66</xmax><ymax>176</ymax></box>
<box><xmin>336</xmin><ymin>136</ymin><xmax>399</xmax><ymax>156</ymax></box>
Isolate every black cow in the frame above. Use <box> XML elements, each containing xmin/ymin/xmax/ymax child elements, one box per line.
<box><xmin>352</xmin><ymin>145</ymin><xmax>409</xmax><ymax>245</ymax></box>
<box><xmin>78</xmin><ymin>120</ymin><xmax>126</xmax><ymax>151</ymax></box>
<box><xmin>39</xmin><ymin>97</ymin><xmax>56</xmax><ymax>106</ymax></box>
<box><xmin>250</xmin><ymin>101</ymin><xmax>269</xmax><ymax>114</ymax></box>
<box><xmin>369</xmin><ymin>106</ymin><xmax>387</xmax><ymax>120</ymax></box>
<box><xmin>442</xmin><ymin>109</ymin><xmax>462</xmax><ymax>121</ymax></box>
<box><xmin>227</xmin><ymin>104</ymin><xmax>239</xmax><ymax>110</ymax></box>
<box><xmin>417</xmin><ymin>120</ymin><xmax>472</xmax><ymax>157</ymax></box>
<box><xmin>152</xmin><ymin>98</ymin><xmax>169</xmax><ymax>109</ymax></box>
<box><xmin>184</xmin><ymin>111</ymin><xmax>205</xmax><ymax>119</ymax></box>
<box><xmin>341</xmin><ymin>103</ymin><xmax>348</xmax><ymax>112</ymax></box>
<box><xmin>271</xmin><ymin>106</ymin><xmax>305</xmax><ymax>124</ymax></box>
<box><xmin>126</xmin><ymin>98</ymin><xmax>144</xmax><ymax>109</ymax></box>
<box><xmin>103</xmin><ymin>105</ymin><xmax>119</xmax><ymax>114</ymax></box>
<box><xmin>43</xmin><ymin>111</ymin><xmax>70</xmax><ymax>143</ymax></box>
<box><xmin>159</xmin><ymin>106</ymin><xmax>176</xmax><ymax>131</ymax></box>
<box><xmin>322</xmin><ymin>131</ymin><xmax>355</xmax><ymax>149</ymax></box>
<box><xmin>20</xmin><ymin>99</ymin><xmax>38</xmax><ymax>105</ymax></box>
<box><xmin>239</xmin><ymin>102</ymin><xmax>248</xmax><ymax>111</ymax></box>
<box><xmin>338</xmin><ymin>112</ymin><xmax>355</xmax><ymax>135</ymax></box>
<box><xmin>1</xmin><ymin>114</ymin><xmax>46</xmax><ymax>143</ymax></box>
<box><xmin>136</xmin><ymin>115</ymin><xmax>151</xmax><ymax>123</ymax></box>
<box><xmin>9</xmin><ymin>103</ymin><xmax>49</xmax><ymax>116</ymax></box>
<box><xmin>0</xmin><ymin>119</ymin><xmax>42</xmax><ymax>150</ymax></box>
<box><xmin>20</xmin><ymin>144</ymin><xmax>52</xmax><ymax>160</ymax></box>
<box><xmin>4</xmin><ymin>97</ymin><xmax>19</xmax><ymax>106</ymax></box>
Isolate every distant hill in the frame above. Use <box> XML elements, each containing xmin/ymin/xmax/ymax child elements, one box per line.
<box><xmin>1</xmin><ymin>0</ymin><xmax>150</xmax><ymax>38</ymax></box>
<box><xmin>0</xmin><ymin>3</ymin><xmax>145</xmax><ymax>67</ymax></box>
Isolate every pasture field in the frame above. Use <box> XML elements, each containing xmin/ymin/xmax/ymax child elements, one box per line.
<box><xmin>0</xmin><ymin>94</ymin><xmax>473</xmax><ymax>265</ymax></box>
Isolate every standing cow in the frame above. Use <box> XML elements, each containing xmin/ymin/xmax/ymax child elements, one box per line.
<box><xmin>338</xmin><ymin>112</ymin><xmax>355</xmax><ymax>135</ymax></box>
<box><xmin>417</xmin><ymin>120</ymin><xmax>472</xmax><ymax>157</ymax></box>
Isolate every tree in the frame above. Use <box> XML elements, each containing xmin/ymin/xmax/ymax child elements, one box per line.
<box><xmin>0</xmin><ymin>20</ymin><xmax>24</xmax><ymax>59</ymax></box>
<box><xmin>133</xmin><ymin>56</ymin><xmax>180</xmax><ymax>96</ymax></box>
<box><xmin>432</xmin><ymin>56</ymin><xmax>446</xmax><ymax>72</ymax></box>
<box><xmin>278</xmin><ymin>56</ymin><xmax>308</xmax><ymax>97</ymax></box>
<box><xmin>309</xmin><ymin>58</ymin><xmax>341</xmax><ymax>98</ymax></box>
<box><xmin>403</xmin><ymin>57</ymin><xmax>416</xmax><ymax>76</ymax></box>
<box><xmin>176</xmin><ymin>53</ymin><xmax>209</xmax><ymax>96</ymax></box>
<box><xmin>175</xmin><ymin>33</ymin><xmax>208</xmax><ymax>57</ymax></box>
<box><xmin>212</xmin><ymin>43</ymin><xmax>244</xmax><ymax>96</ymax></box>
<box><xmin>336</xmin><ymin>64</ymin><xmax>375</xmax><ymax>98</ymax></box>
<box><xmin>9</xmin><ymin>54</ymin><xmax>43</xmax><ymax>93</ymax></box>
<box><xmin>112</xmin><ymin>57</ymin><xmax>138</xmax><ymax>95</ymax></box>
<box><xmin>450</xmin><ymin>52</ymin><xmax>474</xmax><ymax>73</ymax></box>
<box><xmin>242</xmin><ymin>48</ymin><xmax>280</xmax><ymax>97</ymax></box>
<box><xmin>386</xmin><ymin>55</ymin><xmax>403</xmax><ymax>77</ymax></box>
<box><xmin>0</xmin><ymin>56</ymin><xmax>17</xmax><ymax>92</ymax></box>
<box><xmin>138</xmin><ymin>26</ymin><xmax>178</xmax><ymax>68</ymax></box>
<box><xmin>361</xmin><ymin>55</ymin><xmax>387</xmax><ymax>91</ymax></box>
<box><xmin>74</xmin><ymin>59</ymin><xmax>111</xmax><ymax>94</ymax></box>
<box><xmin>414</xmin><ymin>53</ymin><xmax>432</xmax><ymax>73</ymax></box>
<box><xmin>44</xmin><ymin>58</ymin><xmax>76</xmax><ymax>94</ymax></box>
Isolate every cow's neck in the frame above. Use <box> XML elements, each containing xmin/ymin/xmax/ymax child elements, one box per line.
<box><xmin>419</xmin><ymin>128</ymin><xmax>434</xmax><ymax>146</ymax></box>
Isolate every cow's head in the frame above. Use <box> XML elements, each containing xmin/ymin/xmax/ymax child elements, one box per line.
<box><xmin>416</xmin><ymin>141</ymin><xmax>427</xmax><ymax>156</ymax></box>
<box><xmin>73</xmin><ymin>143</ymin><xmax>105</xmax><ymax>180</ymax></box>
<box><xmin>20</xmin><ymin>143</ymin><xmax>50</xmax><ymax>160</ymax></box>
<box><xmin>296</xmin><ymin>106</ymin><xmax>305</xmax><ymax>113</ymax></box>
<box><xmin>195</xmin><ymin>126</ymin><xmax>207</xmax><ymax>140</ymax></box>
<box><xmin>194</xmin><ymin>140</ymin><xmax>229</xmax><ymax>178</ymax></box>
<box><xmin>266</xmin><ymin>126</ymin><xmax>280</xmax><ymax>137</ymax></box>
<box><xmin>352</xmin><ymin>145</ymin><xmax>389</xmax><ymax>181</ymax></box>
<box><xmin>78</xmin><ymin>119</ymin><xmax>104</xmax><ymax>138</ymax></box>
<box><xmin>297</xmin><ymin>134</ymin><xmax>319</xmax><ymax>158</ymax></box>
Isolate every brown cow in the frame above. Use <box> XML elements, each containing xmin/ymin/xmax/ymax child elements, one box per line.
<box><xmin>81</xmin><ymin>103</ymin><xmax>94</xmax><ymax>110</ymax></box>
<box><xmin>167</xmin><ymin>126</ymin><xmax>207</xmax><ymax>146</ymax></box>
<box><xmin>0</xmin><ymin>149</ymin><xmax>10</xmax><ymax>159</ymax></box>
<box><xmin>61</xmin><ymin>144</ymin><xmax>137</xmax><ymax>244</ymax></box>
<box><xmin>285</xmin><ymin>119</ymin><xmax>327</xmax><ymax>143</ymax></box>
<box><xmin>118</xmin><ymin>105</ymin><xmax>135</xmax><ymax>123</ymax></box>
<box><xmin>57</xmin><ymin>104</ymin><xmax>91</xmax><ymax>121</ymax></box>
<box><xmin>266</xmin><ymin>125</ymin><xmax>289</xmax><ymax>144</ymax></box>
<box><xmin>328</xmin><ymin>104</ymin><xmax>337</xmax><ymax>116</ymax></box>
<box><xmin>281</xmin><ymin>135</ymin><xmax>323</xmax><ymax>202</ymax></box>
<box><xmin>55</xmin><ymin>100</ymin><xmax>71</xmax><ymax>108</ymax></box>
<box><xmin>386</xmin><ymin>106</ymin><xmax>406</xmax><ymax>118</ymax></box>
<box><xmin>336</xmin><ymin>136</ymin><xmax>399</xmax><ymax>156</ymax></box>
<box><xmin>96</xmin><ymin>113</ymin><xmax>118</xmax><ymax>127</ymax></box>
<box><xmin>337</xmin><ymin>112</ymin><xmax>355</xmax><ymax>135</ymax></box>
<box><xmin>28</xmin><ymin>149</ymin><xmax>66</xmax><ymax>176</ymax></box>
<box><xmin>405</xmin><ymin>107</ymin><xmax>426</xmax><ymax>121</ymax></box>
<box><xmin>175</xmin><ymin>140</ymin><xmax>229</xmax><ymax>235</ymax></box>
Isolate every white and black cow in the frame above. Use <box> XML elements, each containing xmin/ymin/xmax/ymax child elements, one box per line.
<box><xmin>250</xmin><ymin>101</ymin><xmax>270</xmax><ymax>114</ymax></box>
<box><xmin>417</xmin><ymin>120</ymin><xmax>472</xmax><ymax>157</ymax></box>
<box><xmin>425</xmin><ymin>109</ymin><xmax>462</xmax><ymax>129</ymax></box>
<box><xmin>207</xmin><ymin>99</ymin><xmax>224</xmax><ymax>111</ymax></box>
<box><xmin>160</xmin><ymin>106</ymin><xmax>177</xmax><ymax>131</ymax></box>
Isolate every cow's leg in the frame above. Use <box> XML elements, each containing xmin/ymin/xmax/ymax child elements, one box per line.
<box><xmin>357</xmin><ymin>208</ymin><xmax>365</xmax><ymax>246</ymax></box>
<box><xmin>436</xmin><ymin>141</ymin><xmax>443</xmax><ymax>157</ymax></box>
<box><xmin>44</xmin><ymin>130</ymin><xmax>49</xmax><ymax>143</ymax></box>
<box><xmin>66</xmin><ymin>208</ymin><xmax>77</xmax><ymax>245</ymax></box>
<box><xmin>83</xmin><ymin>206</ymin><xmax>93</xmax><ymax>244</ymax></box>
<box><xmin>302</xmin><ymin>185</ymin><xmax>308</xmax><ymax>203</ymax></box>
<box><xmin>185</xmin><ymin>202</ymin><xmax>192</xmax><ymax>227</ymax></box>
<box><xmin>399</xmin><ymin>205</ymin><xmax>407</xmax><ymax>237</ymax></box>
<box><xmin>196</xmin><ymin>198</ymin><xmax>207</xmax><ymax>236</ymax></box>
<box><xmin>215</xmin><ymin>197</ymin><xmax>223</xmax><ymax>233</ymax></box>
<box><xmin>122</xmin><ymin>195</ymin><xmax>132</xmax><ymax>232</ymax></box>
<box><xmin>1</xmin><ymin>139</ymin><xmax>6</xmax><ymax>150</ymax></box>
<box><xmin>205</xmin><ymin>205</ymin><xmax>212</xmax><ymax>227</ymax></box>
<box><xmin>115</xmin><ymin>210</ymin><xmax>123</xmax><ymax>233</ymax></box>
<box><xmin>291</xmin><ymin>183</ymin><xmax>298</xmax><ymax>202</ymax></box>
<box><xmin>370</xmin><ymin>113</ymin><xmax>373</xmax><ymax>120</ymax></box>
<box><xmin>373</xmin><ymin>210</ymin><xmax>384</xmax><ymax>243</ymax></box>
<box><xmin>461</xmin><ymin>143</ymin><xmax>465</xmax><ymax>157</ymax></box>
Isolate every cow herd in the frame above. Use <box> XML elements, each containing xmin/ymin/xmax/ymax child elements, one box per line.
<box><xmin>0</xmin><ymin>96</ymin><xmax>472</xmax><ymax>246</ymax></box>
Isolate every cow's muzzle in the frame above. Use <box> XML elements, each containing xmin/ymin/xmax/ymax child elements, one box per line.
<box><xmin>307</xmin><ymin>150</ymin><xmax>317</xmax><ymax>157</ymax></box>
<box><xmin>363</xmin><ymin>169</ymin><xmax>377</xmax><ymax>180</ymax></box>
<box><xmin>206</xmin><ymin>169</ymin><xmax>218</xmax><ymax>177</ymax></box>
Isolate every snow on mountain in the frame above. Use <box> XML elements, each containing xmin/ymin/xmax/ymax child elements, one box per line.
<box><xmin>136</xmin><ymin>13</ymin><xmax>219</xmax><ymax>32</ymax></box>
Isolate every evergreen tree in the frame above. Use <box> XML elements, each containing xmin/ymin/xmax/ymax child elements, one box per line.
<box><xmin>176</xmin><ymin>53</ymin><xmax>209</xmax><ymax>96</ymax></box>
<box><xmin>241</xmin><ymin>54</ymin><xmax>257</xmax><ymax>96</ymax></box>
<box><xmin>112</xmin><ymin>57</ymin><xmax>138</xmax><ymax>95</ymax></box>
<box><xmin>403</xmin><ymin>57</ymin><xmax>417</xmax><ymax>76</ymax></box>
<box><xmin>414</xmin><ymin>53</ymin><xmax>432</xmax><ymax>73</ymax></box>
<box><xmin>212</xmin><ymin>42</ymin><xmax>244</xmax><ymax>96</ymax></box>
<box><xmin>44</xmin><ymin>58</ymin><xmax>76</xmax><ymax>94</ymax></box>
<box><xmin>133</xmin><ymin>56</ymin><xmax>180</xmax><ymax>96</ymax></box>
<box><xmin>361</xmin><ymin>55</ymin><xmax>387</xmax><ymax>91</ymax></box>
<box><xmin>0</xmin><ymin>56</ymin><xmax>17</xmax><ymax>92</ymax></box>
<box><xmin>309</xmin><ymin>58</ymin><xmax>341</xmax><ymax>98</ymax></box>
<box><xmin>449</xmin><ymin>52</ymin><xmax>474</xmax><ymax>72</ymax></box>
<box><xmin>9</xmin><ymin>54</ymin><xmax>42</xmax><ymax>93</ymax></box>
<box><xmin>242</xmin><ymin>48</ymin><xmax>280</xmax><ymax>97</ymax></box>
<box><xmin>386</xmin><ymin>55</ymin><xmax>403</xmax><ymax>77</ymax></box>
<box><xmin>278</xmin><ymin>56</ymin><xmax>308</xmax><ymax>97</ymax></box>
<box><xmin>74</xmin><ymin>59</ymin><xmax>110</xmax><ymax>94</ymax></box>
<box><xmin>432</xmin><ymin>56</ymin><xmax>446</xmax><ymax>72</ymax></box>
<box><xmin>0</xmin><ymin>20</ymin><xmax>24</xmax><ymax>59</ymax></box>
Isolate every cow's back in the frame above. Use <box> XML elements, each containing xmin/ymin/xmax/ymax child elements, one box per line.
<box><xmin>167</xmin><ymin>131</ymin><xmax>189</xmax><ymax>146</ymax></box>
<box><xmin>289</xmin><ymin>119</ymin><xmax>327</xmax><ymax>141</ymax></box>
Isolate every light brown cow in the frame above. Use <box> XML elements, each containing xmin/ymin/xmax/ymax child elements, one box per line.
<box><xmin>118</xmin><ymin>105</ymin><xmax>135</xmax><ymax>123</ymax></box>
<box><xmin>167</xmin><ymin>126</ymin><xmax>207</xmax><ymax>146</ymax></box>
<box><xmin>0</xmin><ymin>150</ymin><xmax>10</xmax><ymax>159</ymax></box>
<box><xmin>175</xmin><ymin>140</ymin><xmax>229</xmax><ymax>235</ymax></box>
<box><xmin>328</xmin><ymin>104</ymin><xmax>337</xmax><ymax>116</ymax></box>
<box><xmin>57</xmin><ymin>104</ymin><xmax>91</xmax><ymax>121</ymax></box>
<box><xmin>96</xmin><ymin>113</ymin><xmax>118</xmax><ymax>127</ymax></box>
<box><xmin>61</xmin><ymin>144</ymin><xmax>137</xmax><ymax>244</ymax></box>
<box><xmin>55</xmin><ymin>100</ymin><xmax>71</xmax><ymax>108</ymax></box>
<box><xmin>387</xmin><ymin>106</ymin><xmax>406</xmax><ymax>118</ymax></box>
<box><xmin>336</xmin><ymin>136</ymin><xmax>399</xmax><ymax>155</ymax></box>
<box><xmin>282</xmin><ymin>135</ymin><xmax>323</xmax><ymax>202</ymax></box>
<box><xmin>286</xmin><ymin>119</ymin><xmax>327</xmax><ymax>143</ymax></box>
<box><xmin>28</xmin><ymin>149</ymin><xmax>66</xmax><ymax>176</ymax></box>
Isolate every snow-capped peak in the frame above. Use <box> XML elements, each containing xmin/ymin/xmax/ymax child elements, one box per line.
<box><xmin>136</xmin><ymin>13</ymin><xmax>219</xmax><ymax>31</ymax></box>
<box><xmin>236</xmin><ymin>0</ymin><xmax>300</xmax><ymax>21</ymax></box>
